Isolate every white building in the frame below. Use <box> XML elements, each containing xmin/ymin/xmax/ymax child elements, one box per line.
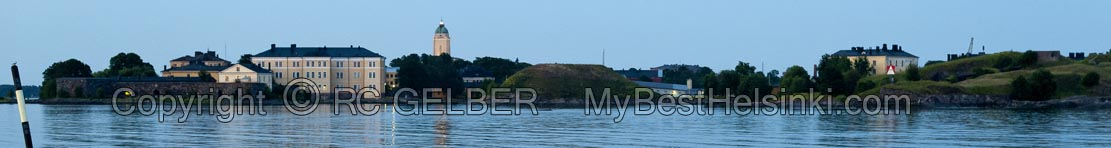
<box><xmin>218</xmin><ymin>64</ymin><xmax>273</xmax><ymax>88</ymax></box>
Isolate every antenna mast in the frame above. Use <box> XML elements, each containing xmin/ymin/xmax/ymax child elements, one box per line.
<box><xmin>602</xmin><ymin>48</ymin><xmax>606</xmax><ymax>66</ymax></box>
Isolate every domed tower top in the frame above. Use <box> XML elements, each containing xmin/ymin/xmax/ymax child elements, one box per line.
<box><xmin>433</xmin><ymin>19</ymin><xmax>451</xmax><ymax>56</ymax></box>
<box><xmin>435</xmin><ymin>19</ymin><xmax>449</xmax><ymax>34</ymax></box>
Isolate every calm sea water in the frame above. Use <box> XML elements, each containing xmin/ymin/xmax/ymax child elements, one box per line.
<box><xmin>1</xmin><ymin>104</ymin><xmax>1110</xmax><ymax>147</ymax></box>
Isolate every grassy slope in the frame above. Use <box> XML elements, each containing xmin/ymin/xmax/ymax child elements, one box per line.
<box><xmin>862</xmin><ymin>52</ymin><xmax>1110</xmax><ymax>98</ymax></box>
<box><xmin>501</xmin><ymin>64</ymin><xmax>640</xmax><ymax>100</ymax></box>
<box><xmin>956</xmin><ymin>63</ymin><xmax>1111</xmax><ymax>96</ymax></box>
<box><xmin>920</xmin><ymin>51</ymin><xmax>1021</xmax><ymax>81</ymax></box>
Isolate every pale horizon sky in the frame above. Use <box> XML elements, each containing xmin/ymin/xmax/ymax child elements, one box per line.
<box><xmin>3</xmin><ymin>0</ymin><xmax>1110</xmax><ymax>85</ymax></box>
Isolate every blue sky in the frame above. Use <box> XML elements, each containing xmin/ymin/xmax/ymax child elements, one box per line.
<box><xmin>2</xmin><ymin>0</ymin><xmax>1110</xmax><ymax>85</ymax></box>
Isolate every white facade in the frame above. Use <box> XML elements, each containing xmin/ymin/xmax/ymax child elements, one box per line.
<box><xmin>218</xmin><ymin>64</ymin><xmax>273</xmax><ymax>88</ymax></box>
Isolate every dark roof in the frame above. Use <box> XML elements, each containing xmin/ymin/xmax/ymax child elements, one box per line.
<box><xmin>171</xmin><ymin>56</ymin><xmax>194</xmax><ymax>61</ymax></box>
<box><xmin>615</xmin><ymin>69</ymin><xmax>661</xmax><ymax>78</ymax></box>
<box><xmin>435</xmin><ymin>24</ymin><xmax>449</xmax><ymax>34</ymax></box>
<box><xmin>458</xmin><ymin>65</ymin><xmax>492</xmax><ymax>77</ymax></box>
<box><xmin>632</xmin><ymin>81</ymin><xmax>693</xmax><ymax>90</ymax></box>
<box><xmin>237</xmin><ymin>64</ymin><xmax>272</xmax><ymax>73</ymax></box>
<box><xmin>254</xmin><ymin>46</ymin><xmax>384</xmax><ymax>58</ymax></box>
<box><xmin>162</xmin><ymin>64</ymin><xmax>230</xmax><ymax>72</ymax></box>
<box><xmin>172</xmin><ymin>51</ymin><xmax>228</xmax><ymax>62</ymax></box>
<box><xmin>831</xmin><ymin>49</ymin><xmax>918</xmax><ymax>58</ymax></box>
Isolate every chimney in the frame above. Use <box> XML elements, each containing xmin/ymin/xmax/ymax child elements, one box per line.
<box><xmin>813</xmin><ymin>64</ymin><xmax>818</xmax><ymax>77</ymax></box>
<box><xmin>271</xmin><ymin>44</ymin><xmax>276</xmax><ymax>49</ymax></box>
<box><xmin>290</xmin><ymin>44</ymin><xmax>297</xmax><ymax>48</ymax></box>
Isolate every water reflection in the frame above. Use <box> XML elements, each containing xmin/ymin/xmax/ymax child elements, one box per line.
<box><xmin>1</xmin><ymin>104</ymin><xmax>1110</xmax><ymax>147</ymax></box>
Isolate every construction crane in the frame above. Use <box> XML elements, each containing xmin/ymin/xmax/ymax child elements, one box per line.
<box><xmin>967</xmin><ymin>37</ymin><xmax>975</xmax><ymax>54</ymax></box>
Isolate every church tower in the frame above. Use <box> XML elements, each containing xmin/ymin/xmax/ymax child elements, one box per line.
<box><xmin>433</xmin><ymin>19</ymin><xmax>451</xmax><ymax>56</ymax></box>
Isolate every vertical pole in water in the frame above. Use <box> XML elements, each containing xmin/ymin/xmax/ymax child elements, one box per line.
<box><xmin>12</xmin><ymin>63</ymin><xmax>32</xmax><ymax>148</ymax></box>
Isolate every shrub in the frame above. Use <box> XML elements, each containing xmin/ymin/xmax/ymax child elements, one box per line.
<box><xmin>1020</xmin><ymin>50</ymin><xmax>1038</xmax><ymax>67</ymax></box>
<box><xmin>905</xmin><ymin>65</ymin><xmax>921</xmax><ymax>81</ymax></box>
<box><xmin>945</xmin><ymin>75</ymin><xmax>959</xmax><ymax>83</ymax></box>
<box><xmin>971</xmin><ymin>67</ymin><xmax>998</xmax><ymax>78</ymax></box>
<box><xmin>1012</xmin><ymin>70</ymin><xmax>1056</xmax><ymax>101</ymax></box>
<box><xmin>1011</xmin><ymin>76</ymin><xmax>1031</xmax><ymax>100</ymax></box>
<box><xmin>855</xmin><ymin>80</ymin><xmax>876</xmax><ymax>94</ymax></box>
<box><xmin>1082</xmin><ymin>72</ymin><xmax>1101</xmax><ymax>87</ymax></box>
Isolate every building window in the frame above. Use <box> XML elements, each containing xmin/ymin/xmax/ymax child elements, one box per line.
<box><xmin>337</xmin><ymin>72</ymin><xmax>344</xmax><ymax>79</ymax></box>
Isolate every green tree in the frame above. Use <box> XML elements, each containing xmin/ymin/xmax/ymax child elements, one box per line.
<box><xmin>663</xmin><ymin>67</ymin><xmax>694</xmax><ymax>84</ymax></box>
<box><xmin>780</xmin><ymin>65</ymin><xmax>812</xmax><ymax>93</ymax></box>
<box><xmin>702</xmin><ymin>73</ymin><xmax>720</xmax><ymax>95</ymax></box>
<box><xmin>738</xmin><ymin>71</ymin><xmax>772</xmax><ymax>96</ymax></box>
<box><xmin>905</xmin><ymin>65</ymin><xmax>921</xmax><ymax>81</ymax></box>
<box><xmin>41</xmin><ymin>59</ymin><xmax>93</xmax><ymax>99</ymax></box>
<box><xmin>717</xmin><ymin>70</ymin><xmax>741</xmax><ymax>94</ymax></box>
<box><xmin>94</xmin><ymin>53</ymin><xmax>156</xmax><ymax>77</ymax></box>
<box><xmin>843</xmin><ymin>71</ymin><xmax>862</xmax><ymax>93</ymax></box>
<box><xmin>816</xmin><ymin>55</ymin><xmax>853</xmax><ymax>95</ymax></box>
<box><xmin>734</xmin><ymin>62</ymin><xmax>756</xmax><ymax>76</ymax></box>
<box><xmin>471</xmin><ymin>57</ymin><xmax>532</xmax><ymax>82</ymax></box>
<box><xmin>766</xmin><ymin>70</ymin><xmax>781</xmax><ymax>86</ymax></box>
<box><xmin>197</xmin><ymin>70</ymin><xmax>216</xmax><ymax>82</ymax></box>
<box><xmin>852</xmin><ymin>56</ymin><xmax>875</xmax><ymax>76</ymax></box>
<box><xmin>392</xmin><ymin>53</ymin><xmax>465</xmax><ymax>95</ymax></box>
<box><xmin>1019</xmin><ymin>50</ymin><xmax>1039</xmax><ymax>67</ymax></box>
<box><xmin>1030</xmin><ymin>69</ymin><xmax>1056</xmax><ymax>100</ymax></box>
<box><xmin>994</xmin><ymin>55</ymin><xmax>1016</xmax><ymax>70</ymax></box>
<box><xmin>695</xmin><ymin>67</ymin><xmax>715</xmax><ymax>87</ymax></box>
<box><xmin>1082</xmin><ymin>72</ymin><xmax>1101</xmax><ymax>87</ymax></box>
<box><xmin>239</xmin><ymin>54</ymin><xmax>253</xmax><ymax>64</ymax></box>
<box><xmin>1013</xmin><ymin>70</ymin><xmax>1056</xmax><ymax>101</ymax></box>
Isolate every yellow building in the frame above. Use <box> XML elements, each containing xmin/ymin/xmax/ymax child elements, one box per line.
<box><xmin>251</xmin><ymin>44</ymin><xmax>387</xmax><ymax>94</ymax></box>
<box><xmin>385</xmin><ymin>67</ymin><xmax>398</xmax><ymax>90</ymax></box>
<box><xmin>832</xmin><ymin>44</ymin><xmax>919</xmax><ymax>75</ymax></box>
<box><xmin>162</xmin><ymin>51</ymin><xmax>230</xmax><ymax>78</ymax></box>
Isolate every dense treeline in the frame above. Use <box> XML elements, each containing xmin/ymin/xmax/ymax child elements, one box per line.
<box><xmin>389</xmin><ymin>54</ymin><xmax>531</xmax><ymax>94</ymax></box>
